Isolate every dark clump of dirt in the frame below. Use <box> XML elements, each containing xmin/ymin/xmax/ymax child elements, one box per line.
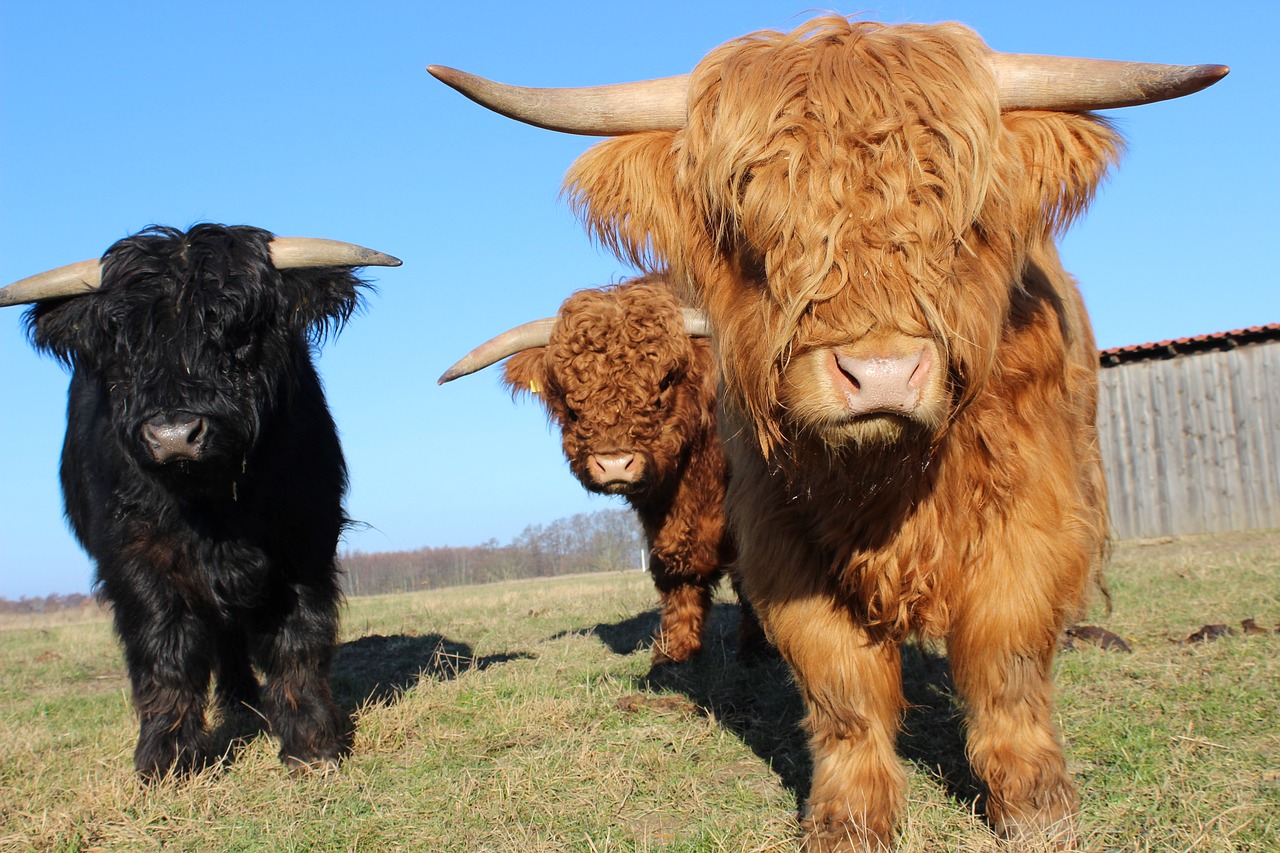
<box><xmin>1063</xmin><ymin>625</ymin><xmax>1132</xmax><ymax>653</ymax></box>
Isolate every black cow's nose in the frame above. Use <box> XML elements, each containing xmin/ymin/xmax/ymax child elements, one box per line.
<box><xmin>142</xmin><ymin>414</ymin><xmax>207</xmax><ymax>463</ymax></box>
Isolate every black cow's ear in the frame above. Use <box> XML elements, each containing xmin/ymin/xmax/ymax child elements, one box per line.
<box><xmin>286</xmin><ymin>269</ymin><xmax>365</xmax><ymax>342</ymax></box>
<box><xmin>24</xmin><ymin>297</ymin><xmax>99</xmax><ymax>368</ymax></box>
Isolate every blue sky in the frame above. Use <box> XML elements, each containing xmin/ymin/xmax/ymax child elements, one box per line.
<box><xmin>0</xmin><ymin>1</ymin><xmax>1272</xmax><ymax>598</ymax></box>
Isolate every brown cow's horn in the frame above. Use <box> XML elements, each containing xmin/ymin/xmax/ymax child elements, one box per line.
<box><xmin>992</xmin><ymin>55</ymin><xmax>1229</xmax><ymax>111</ymax></box>
<box><xmin>268</xmin><ymin>238</ymin><xmax>402</xmax><ymax>270</ymax></box>
<box><xmin>438</xmin><ymin>318</ymin><xmax>558</xmax><ymax>384</ymax></box>
<box><xmin>0</xmin><ymin>238</ymin><xmax>401</xmax><ymax>307</ymax></box>
<box><xmin>429</xmin><ymin>55</ymin><xmax>1227</xmax><ymax>135</ymax></box>
<box><xmin>429</xmin><ymin>65</ymin><xmax>690</xmax><ymax>136</ymax></box>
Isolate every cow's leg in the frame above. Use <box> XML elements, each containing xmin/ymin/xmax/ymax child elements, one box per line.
<box><xmin>648</xmin><ymin>554</ymin><xmax>713</xmax><ymax>664</ymax></box>
<box><xmin>255</xmin><ymin>579</ymin><xmax>348</xmax><ymax>772</ymax></box>
<box><xmin>213</xmin><ymin>628</ymin><xmax>260</xmax><ymax>714</ymax></box>
<box><xmin>770</xmin><ymin>594</ymin><xmax>906</xmax><ymax>852</ymax></box>
<box><xmin>112</xmin><ymin>599</ymin><xmax>215</xmax><ymax>781</ymax></box>
<box><xmin>729</xmin><ymin>571</ymin><xmax>771</xmax><ymax>663</ymax></box>
<box><xmin>948</xmin><ymin>590</ymin><xmax>1079</xmax><ymax>846</ymax></box>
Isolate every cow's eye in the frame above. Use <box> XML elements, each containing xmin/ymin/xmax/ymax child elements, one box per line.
<box><xmin>564</xmin><ymin>406</ymin><xmax>578</xmax><ymax>423</ymax></box>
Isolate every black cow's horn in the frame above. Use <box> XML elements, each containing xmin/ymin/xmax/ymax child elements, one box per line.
<box><xmin>429</xmin><ymin>54</ymin><xmax>1227</xmax><ymax>136</ymax></box>
<box><xmin>0</xmin><ymin>260</ymin><xmax>101</xmax><ymax>308</ymax></box>
<box><xmin>267</xmin><ymin>237</ymin><xmax>402</xmax><ymax>271</ymax></box>
<box><xmin>0</xmin><ymin>238</ymin><xmax>401</xmax><ymax>307</ymax></box>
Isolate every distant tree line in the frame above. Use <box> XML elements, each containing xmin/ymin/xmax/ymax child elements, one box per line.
<box><xmin>0</xmin><ymin>510</ymin><xmax>645</xmax><ymax>607</ymax></box>
<box><xmin>338</xmin><ymin>508</ymin><xmax>646</xmax><ymax>597</ymax></box>
<box><xmin>0</xmin><ymin>592</ymin><xmax>99</xmax><ymax>615</ymax></box>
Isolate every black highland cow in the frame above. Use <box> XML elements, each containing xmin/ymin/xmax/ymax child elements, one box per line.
<box><xmin>1</xmin><ymin>224</ymin><xmax>399</xmax><ymax>779</ymax></box>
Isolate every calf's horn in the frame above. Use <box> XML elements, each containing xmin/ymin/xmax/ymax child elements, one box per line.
<box><xmin>438</xmin><ymin>307</ymin><xmax>711</xmax><ymax>384</ymax></box>
<box><xmin>429</xmin><ymin>54</ymin><xmax>1227</xmax><ymax>135</ymax></box>
<box><xmin>0</xmin><ymin>238</ymin><xmax>401</xmax><ymax>307</ymax></box>
<box><xmin>439</xmin><ymin>318</ymin><xmax>558</xmax><ymax>384</ymax></box>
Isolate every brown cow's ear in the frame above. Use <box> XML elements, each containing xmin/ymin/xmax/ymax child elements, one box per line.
<box><xmin>501</xmin><ymin>349</ymin><xmax>550</xmax><ymax>402</ymax></box>
<box><xmin>1001</xmin><ymin>111</ymin><xmax>1125</xmax><ymax>237</ymax></box>
<box><xmin>563</xmin><ymin>130</ymin><xmax>685</xmax><ymax>273</ymax></box>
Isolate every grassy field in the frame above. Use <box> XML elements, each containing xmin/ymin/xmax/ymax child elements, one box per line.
<box><xmin>1</xmin><ymin>530</ymin><xmax>1277</xmax><ymax>852</ymax></box>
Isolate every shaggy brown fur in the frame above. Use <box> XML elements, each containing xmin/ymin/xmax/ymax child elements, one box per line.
<box><xmin>502</xmin><ymin>276</ymin><xmax>765</xmax><ymax>665</ymax></box>
<box><xmin>564</xmin><ymin>19</ymin><xmax>1118</xmax><ymax>850</ymax></box>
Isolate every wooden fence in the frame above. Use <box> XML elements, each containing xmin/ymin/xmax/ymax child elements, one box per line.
<box><xmin>1096</xmin><ymin>327</ymin><xmax>1280</xmax><ymax>540</ymax></box>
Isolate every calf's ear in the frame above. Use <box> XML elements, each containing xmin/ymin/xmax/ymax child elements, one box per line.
<box><xmin>501</xmin><ymin>349</ymin><xmax>550</xmax><ymax>403</ymax></box>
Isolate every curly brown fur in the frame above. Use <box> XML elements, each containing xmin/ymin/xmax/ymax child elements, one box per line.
<box><xmin>565</xmin><ymin>18</ymin><xmax>1118</xmax><ymax>849</ymax></box>
<box><xmin>502</xmin><ymin>276</ymin><xmax>764</xmax><ymax>665</ymax></box>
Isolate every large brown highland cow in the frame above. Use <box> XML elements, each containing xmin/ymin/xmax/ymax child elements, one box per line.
<box><xmin>441</xmin><ymin>276</ymin><xmax>764</xmax><ymax>666</ymax></box>
<box><xmin>431</xmin><ymin>17</ymin><xmax>1226</xmax><ymax>849</ymax></box>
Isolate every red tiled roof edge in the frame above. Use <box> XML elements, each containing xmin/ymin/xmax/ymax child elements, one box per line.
<box><xmin>1099</xmin><ymin>323</ymin><xmax>1280</xmax><ymax>367</ymax></box>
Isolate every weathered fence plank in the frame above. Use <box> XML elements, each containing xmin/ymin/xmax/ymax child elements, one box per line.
<box><xmin>1098</xmin><ymin>327</ymin><xmax>1280</xmax><ymax>539</ymax></box>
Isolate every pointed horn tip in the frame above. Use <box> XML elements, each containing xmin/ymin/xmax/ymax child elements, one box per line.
<box><xmin>1184</xmin><ymin>63</ymin><xmax>1230</xmax><ymax>89</ymax></box>
<box><xmin>428</xmin><ymin>65</ymin><xmax>470</xmax><ymax>88</ymax></box>
<box><xmin>1203</xmin><ymin>64</ymin><xmax>1230</xmax><ymax>84</ymax></box>
<box><xmin>359</xmin><ymin>251</ymin><xmax>402</xmax><ymax>268</ymax></box>
<box><xmin>366</xmin><ymin>251</ymin><xmax>399</xmax><ymax>267</ymax></box>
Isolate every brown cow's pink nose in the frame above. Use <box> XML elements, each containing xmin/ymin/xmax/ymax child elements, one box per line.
<box><xmin>142</xmin><ymin>415</ymin><xmax>207</xmax><ymax>463</ymax></box>
<box><xmin>833</xmin><ymin>347</ymin><xmax>932</xmax><ymax>418</ymax></box>
<box><xmin>588</xmin><ymin>452</ymin><xmax>642</xmax><ymax>486</ymax></box>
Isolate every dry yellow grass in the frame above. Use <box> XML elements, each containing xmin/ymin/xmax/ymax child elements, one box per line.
<box><xmin>1</xmin><ymin>531</ymin><xmax>1277</xmax><ymax>851</ymax></box>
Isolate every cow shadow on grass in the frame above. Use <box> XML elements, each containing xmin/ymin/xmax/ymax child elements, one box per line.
<box><xmin>209</xmin><ymin>632</ymin><xmax>530</xmax><ymax>769</ymax></box>
<box><xmin>330</xmin><ymin>632</ymin><xmax>531</xmax><ymax>710</ymax></box>
<box><xmin>586</xmin><ymin>603</ymin><xmax>981</xmax><ymax>814</ymax></box>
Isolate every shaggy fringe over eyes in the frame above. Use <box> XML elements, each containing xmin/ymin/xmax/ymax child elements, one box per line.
<box><xmin>682</xmin><ymin>18</ymin><xmax>1002</xmax><ymax>303</ymax></box>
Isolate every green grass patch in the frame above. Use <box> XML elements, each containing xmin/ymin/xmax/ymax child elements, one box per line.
<box><xmin>1</xmin><ymin>531</ymin><xmax>1277</xmax><ymax>851</ymax></box>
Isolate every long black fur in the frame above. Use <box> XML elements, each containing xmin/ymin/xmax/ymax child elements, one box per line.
<box><xmin>26</xmin><ymin>224</ymin><xmax>363</xmax><ymax>779</ymax></box>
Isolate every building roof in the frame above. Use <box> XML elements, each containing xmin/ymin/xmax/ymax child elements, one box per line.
<box><xmin>1099</xmin><ymin>323</ymin><xmax>1280</xmax><ymax>367</ymax></box>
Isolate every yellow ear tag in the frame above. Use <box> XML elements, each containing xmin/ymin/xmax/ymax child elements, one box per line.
<box><xmin>529</xmin><ymin>379</ymin><xmax>542</xmax><ymax>394</ymax></box>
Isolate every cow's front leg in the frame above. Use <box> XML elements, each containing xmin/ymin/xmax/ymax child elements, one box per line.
<box><xmin>648</xmin><ymin>553</ymin><xmax>714</xmax><ymax>664</ymax></box>
<box><xmin>114</xmin><ymin>604</ymin><xmax>215</xmax><ymax>781</ymax></box>
<box><xmin>255</xmin><ymin>579</ymin><xmax>348</xmax><ymax>772</ymax></box>
<box><xmin>769</xmin><ymin>594</ymin><xmax>906</xmax><ymax>852</ymax></box>
<box><xmin>948</xmin><ymin>599</ymin><xmax>1080</xmax><ymax>847</ymax></box>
